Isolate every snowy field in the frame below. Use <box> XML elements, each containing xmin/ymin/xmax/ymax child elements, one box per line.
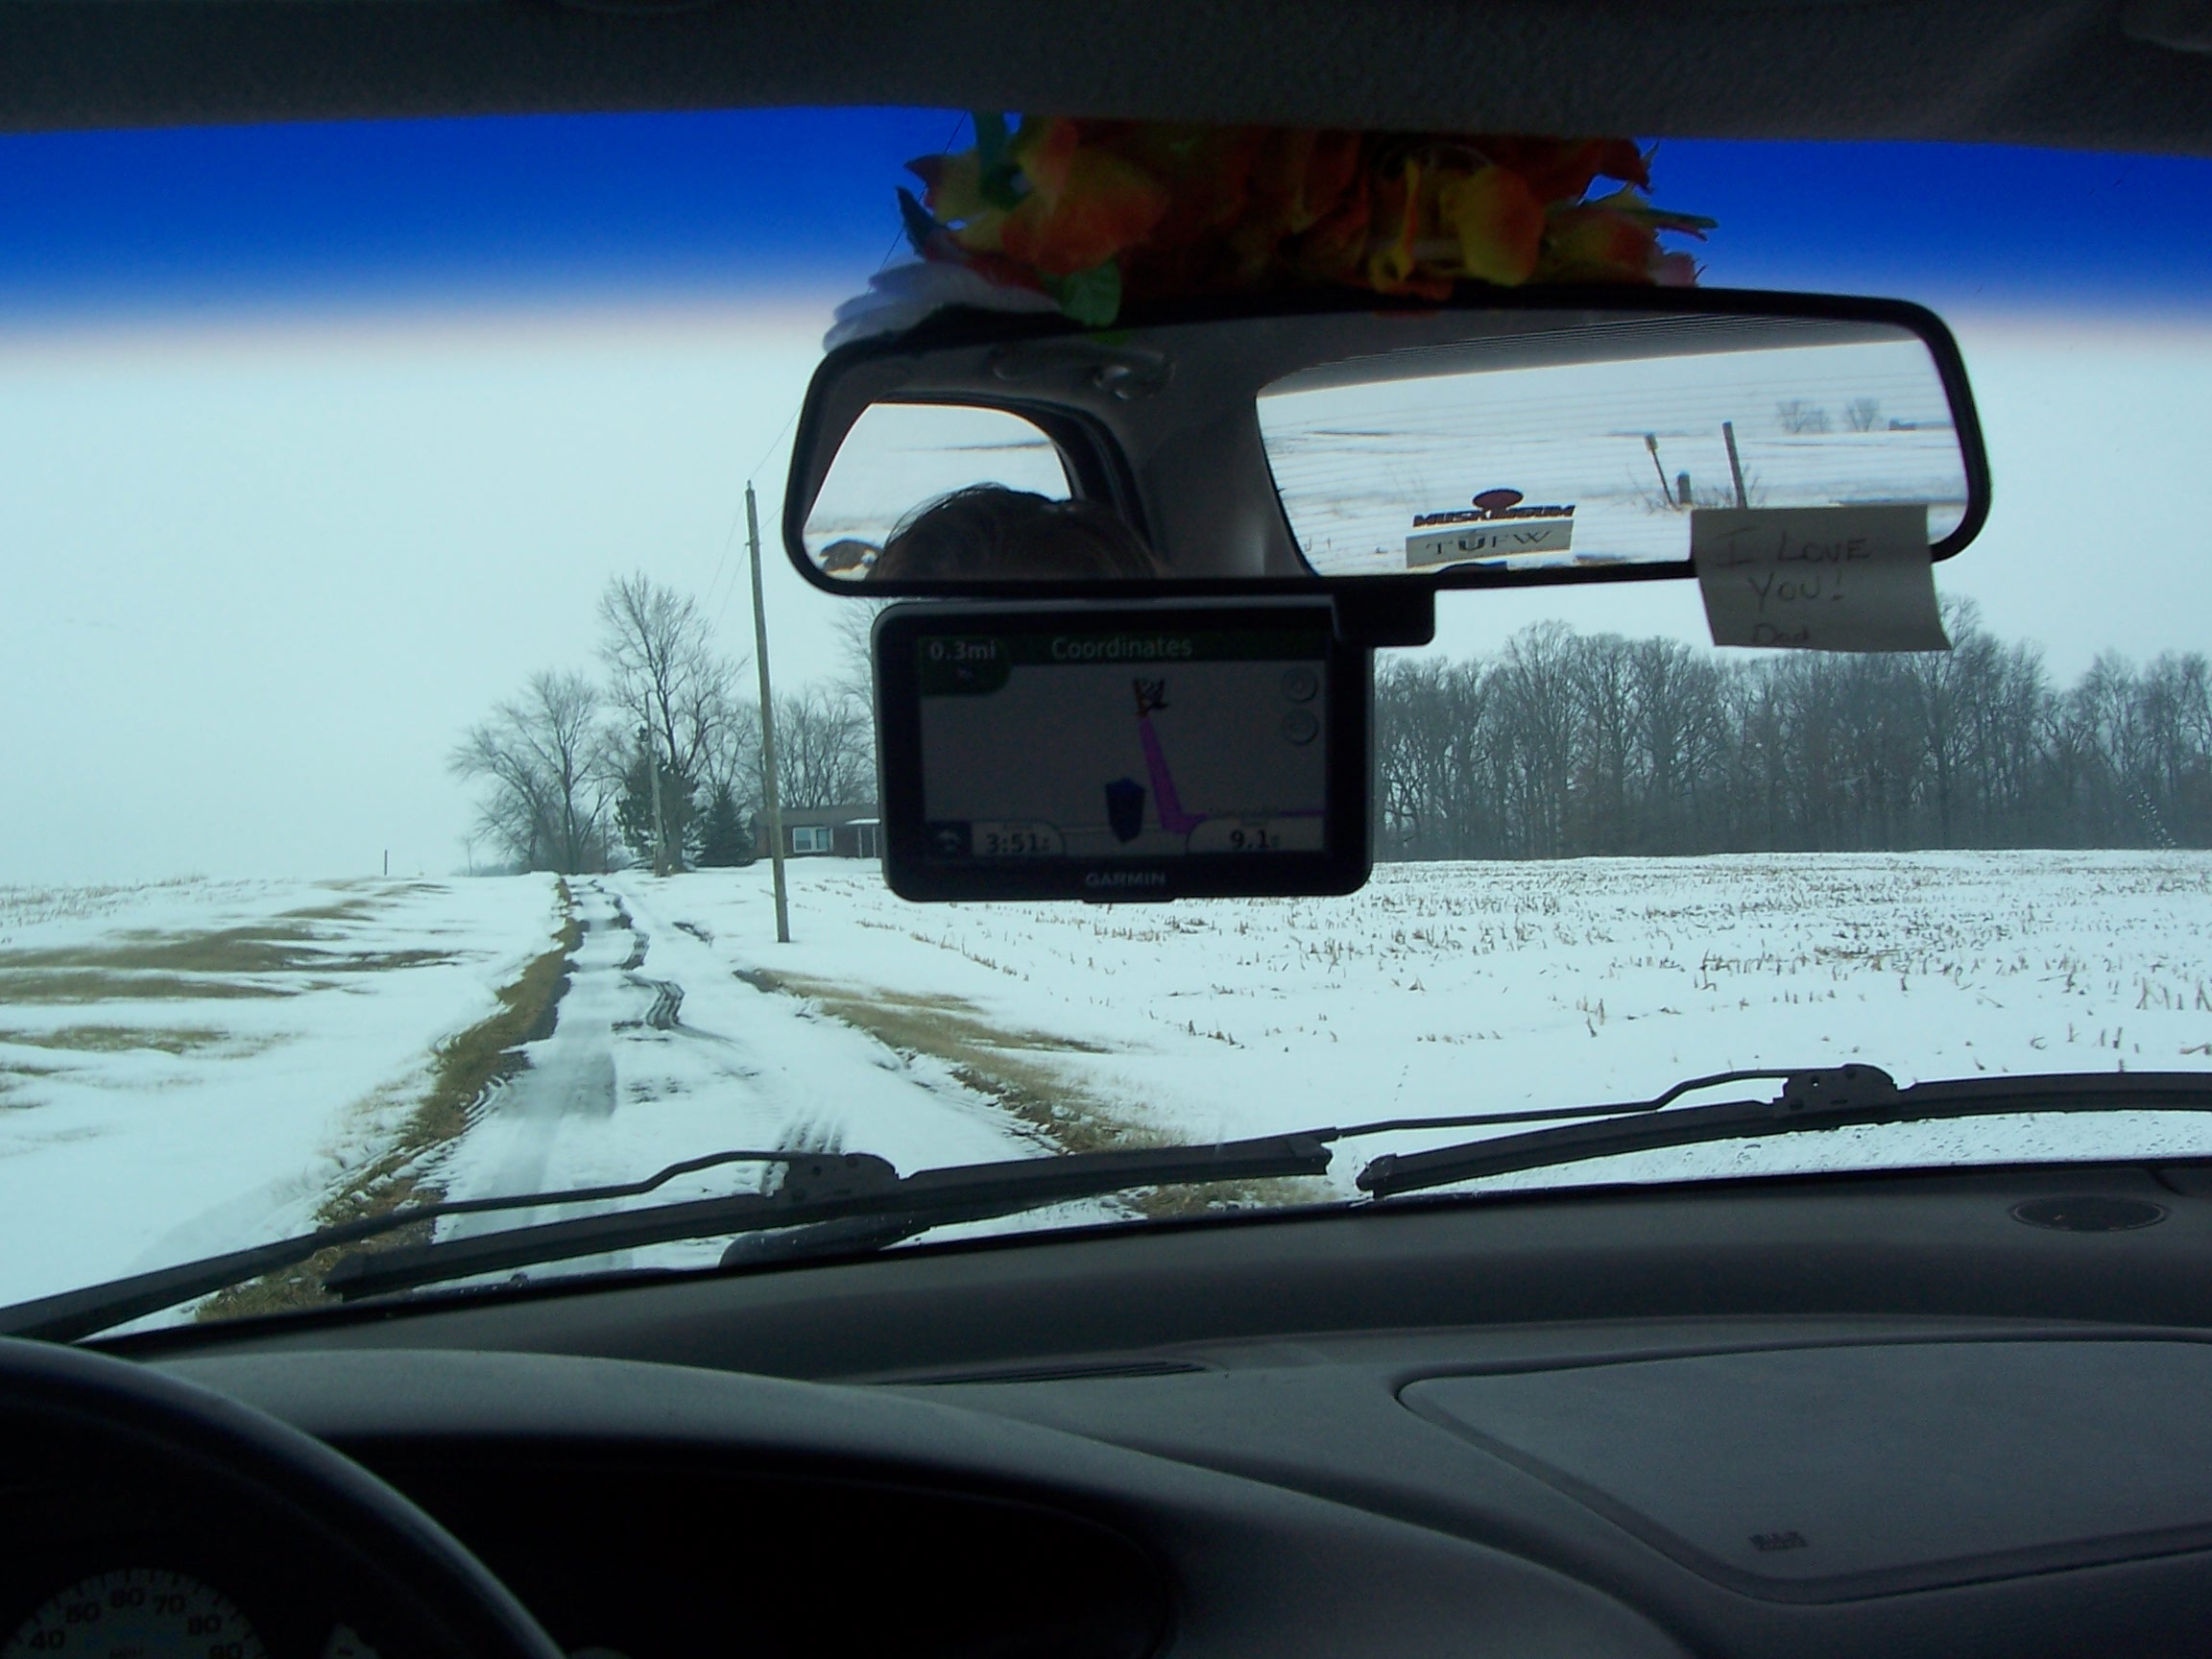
<box><xmin>677</xmin><ymin>851</ymin><xmax>2212</xmax><ymax>1176</ymax></box>
<box><xmin>0</xmin><ymin>876</ymin><xmax>565</xmax><ymax>1306</ymax></box>
<box><xmin>4</xmin><ymin>852</ymin><xmax>2211</xmax><ymax>1315</ymax></box>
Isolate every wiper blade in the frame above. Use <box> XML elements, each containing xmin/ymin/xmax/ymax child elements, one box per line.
<box><xmin>0</xmin><ymin>1146</ymin><xmax>817</xmax><ymax>1344</ymax></box>
<box><xmin>1356</xmin><ymin>1066</ymin><xmax>2212</xmax><ymax>1198</ymax></box>
<box><xmin>0</xmin><ymin>1131</ymin><xmax>1332</xmax><ymax>1339</ymax></box>
<box><xmin>321</xmin><ymin>1132</ymin><xmax>1331</xmax><ymax>1301</ymax></box>
<box><xmin>22</xmin><ymin>1065</ymin><xmax>2195</xmax><ymax>1341</ymax></box>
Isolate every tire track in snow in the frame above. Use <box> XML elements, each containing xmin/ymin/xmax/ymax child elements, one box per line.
<box><xmin>606</xmin><ymin>875</ymin><xmax>1049</xmax><ymax>1176</ymax></box>
<box><xmin>427</xmin><ymin>874</ymin><xmax>1051</xmax><ymax>1284</ymax></box>
<box><xmin>435</xmin><ymin>880</ymin><xmax>640</xmax><ymax>1239</ymax></box>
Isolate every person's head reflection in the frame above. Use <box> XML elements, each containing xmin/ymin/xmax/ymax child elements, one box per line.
<box><xmin>869</xmin><ymin>486</ymin><xmax>1164</xmax><ymax>581</ymax></box>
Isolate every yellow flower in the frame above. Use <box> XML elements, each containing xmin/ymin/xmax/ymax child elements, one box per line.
<box><xmin>1437</xmin><ymin>164</ymin><xmax>1547</xmax><ymax>286</ymax></box>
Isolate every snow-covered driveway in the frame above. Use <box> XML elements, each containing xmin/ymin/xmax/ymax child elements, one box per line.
<box><xmin>428</xmin><ymin>873</ymin><xmax>1062</xmax><ymax>1273</ymax></box>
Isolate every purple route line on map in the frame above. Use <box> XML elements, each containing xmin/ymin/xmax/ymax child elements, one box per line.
<box><xmin>1136</xmin><ymin>711</ymin><xmax>1206</xmax><ymax>837</ymax></box>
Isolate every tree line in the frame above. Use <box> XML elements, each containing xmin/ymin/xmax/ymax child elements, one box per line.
<box><xmin>1375</xmin><ymin>603</ymin><xmax>2212</xmax><ymax>859</ymax></box>
<box><xmin>459</xmin><ymin>585</ymin><xmax>2208</xmax><ymax>875</ymax></box>
<box><xmin>452</xmin><ymin>574</ymin><xmax>877</xmax><ymax>875</ymax></box>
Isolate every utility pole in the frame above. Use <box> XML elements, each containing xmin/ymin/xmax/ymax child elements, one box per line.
<box><xmin>1722</xmin><ymin>420</ymin><xmax>1748</xmax><ymax>509</ymax></box>
<box><xmin>642</xmin><ymin>726</ymin><xmax>668</xmax><ymax>877</ymax></box>
<box><xmin>747</xmin><ymin>482</ymin><xmax>791</xmax><ymax>944</ymax></box>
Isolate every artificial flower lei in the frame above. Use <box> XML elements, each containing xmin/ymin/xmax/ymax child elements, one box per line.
<box><xmin>895</xmin><ymin>117</ymin><xmax>1717</xmax><ymax>328</ymax></box>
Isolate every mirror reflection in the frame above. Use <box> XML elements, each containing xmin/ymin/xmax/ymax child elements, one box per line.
<box><xmin>804</xmin><ymin>403</ymin><xmax>1071</xmax><ymax>577</ymax></box>
<box><xmin>1259</xmin><ymin>331</ymin><xmax>1965</xmax><ymax>577</ymax></box>
<box><xmin>790</xmin><ymin>303</ymin><xmax>1981</xmax><ymax>588</ymax></box>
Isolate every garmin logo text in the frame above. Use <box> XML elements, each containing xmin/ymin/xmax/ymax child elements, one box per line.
<box><xmin>1083</xmin><ymin>870</ymin><xmax>1168</xmax><ymax>888</ymax></box>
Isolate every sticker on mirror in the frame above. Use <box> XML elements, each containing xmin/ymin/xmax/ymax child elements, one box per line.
<box><xmin>1691</xmin><ymin>504</ymin><xmax>1950</xmax><ymax>653</ymax></box>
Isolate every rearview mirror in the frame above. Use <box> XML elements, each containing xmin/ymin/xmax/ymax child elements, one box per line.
<box><xmin>784</xmin><ymin>290</ymin><xmax>1987</xmax><ymax>618</ymax></box>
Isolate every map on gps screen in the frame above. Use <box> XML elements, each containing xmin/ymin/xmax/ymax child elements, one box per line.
<box><xmin>917</xmin><ymin>628</ymin><xmax>1330</xmax><ymax>859</ymax></box>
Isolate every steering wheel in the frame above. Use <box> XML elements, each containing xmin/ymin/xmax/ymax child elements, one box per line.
<box><xmin>0</xmin><ymin>1336</ymin><xmax>565</xmax><ymax>1659</ymax></box>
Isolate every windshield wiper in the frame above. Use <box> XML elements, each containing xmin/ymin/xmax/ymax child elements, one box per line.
<box><xmin>0</xmin><ymin>1146</ymin><xmax>819</xmax><ymax>1343</ymax></box>
<box><xmin>1354</xmin><ymin>1066</ymin><xmax>2212</xmax><ymax>1198</ymax></box>
<box><xmin>15</xmin><ymin>1066</ymin><xmax>2205</xmax><ymax>1343</ymax></box>
<box><xmin>319</xmin><ymin>1132</ymin><xmax>1331</xmax><ymax>1301</ymax></box>
<box><xmin>0</xmin><ymin>1133</ymin><xmax>1332</xmax><ymax>1341</ymax></box>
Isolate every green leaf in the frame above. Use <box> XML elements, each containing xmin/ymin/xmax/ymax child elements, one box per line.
<box><xmin>1041</xmin><ymin>261</ymin><xmax>1123</xmax><ymax>328</ymax></box>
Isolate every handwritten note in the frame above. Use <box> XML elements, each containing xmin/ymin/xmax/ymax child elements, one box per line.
<box><xmin>1692</xmin><ymin>505</ymin><xmax>1950</xmax><ymax>654</ymax></box>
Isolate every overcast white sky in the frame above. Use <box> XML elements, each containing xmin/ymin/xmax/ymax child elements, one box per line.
<box><xmin>2</xmin><ymin>300</ymin><xmax>2206</xmax><ymax>884</ymax></box>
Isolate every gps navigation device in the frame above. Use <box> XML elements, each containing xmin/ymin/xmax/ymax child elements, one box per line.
<box><xmin>874</xmin><ymin>601</ymin><xmax>1372</xmax><ymax>901</ymax></box>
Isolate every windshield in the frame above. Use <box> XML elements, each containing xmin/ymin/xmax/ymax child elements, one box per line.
<box><xmin>4</xmin><ymin>112</ymin><xmax>2210</xmax><ymax>1330</ymax></box>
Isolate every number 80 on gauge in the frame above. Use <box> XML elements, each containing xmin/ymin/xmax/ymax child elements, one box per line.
<box><xmin>2</xmin><ymin>1569</ymin><xmax>267</xmax><ymax>1659</ymax></box>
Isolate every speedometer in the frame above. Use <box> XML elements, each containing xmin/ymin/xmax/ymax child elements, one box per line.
<box><xmin>2</xmin><ymin>1569</ymin><xmax>267</xmax><ymax>1659</ymax></box>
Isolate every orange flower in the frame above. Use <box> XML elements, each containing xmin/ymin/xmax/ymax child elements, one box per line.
<box><xmin>996</xmin><ymin>123</ymin><xmax>1171</xmax><ymax>277</ymax></box>
<box><xmin>1365</xmin><ymin>157</ymin><xmax>1424</xmax><ymax>293</ymax></box>
<box><xmin>893</xmin><ymin>119</ymin><xmax>1711</xmax><ymax>326</ymax></box>
<box><xmin>1288</xmin><ymin>152</ymin><xmax>1374</xmax><ymax>285</ymax></box>
<box><xmin>907</xmin><ymin>151</ymin><xmax>984</xmax><ymax>224</ymax></box>
<box><xmin>1298</xmin><ymin>132</ymin><xmax>1365</xmax><ymax>228</ymax></box>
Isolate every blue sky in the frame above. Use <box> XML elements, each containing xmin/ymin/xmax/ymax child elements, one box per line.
<box><xmin>4</xmin><ymin>110</ymin><xmax>2209</xmax><ymax>880</ymax></box>
<box><xmin>3</xmin><ymin>109</ymin><xmax>2210</xmax><ymax>317</ymax></box>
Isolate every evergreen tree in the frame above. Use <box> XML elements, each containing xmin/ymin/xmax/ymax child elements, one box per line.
<box><xmin>696</xmin><ymin>780</ymin><xmax>756</xmax><ymax>867</ymax></box>
<box><xmin>614</xmin><ymin>745</ymin><xmax>698</xmax><ymax>871</ymax></box>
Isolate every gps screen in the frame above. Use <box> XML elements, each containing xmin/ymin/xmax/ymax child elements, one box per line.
<box><xmin>915</xmin><ymin>626</ymin><xmax>1331</xmax><ymax>861</ymax></box>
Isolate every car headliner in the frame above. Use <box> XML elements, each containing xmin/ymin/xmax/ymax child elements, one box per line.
<box><xmin>2</xmin><ymin>0</ymin><xmax>2208</xmax><ymax>156</ymax></box>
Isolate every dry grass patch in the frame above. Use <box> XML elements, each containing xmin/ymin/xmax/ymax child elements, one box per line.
<box><xmin>0</xmin><ymin>908</ymin><xmax>455</xmax><ymax>1004</ymax></box>
<box><xmin>0</xmin><ymin>971</ymin><xmax>304</xmax><ymax>1003</ymax></box>
<box><xmin>0</xmin><ymin>924</ymin><xmax>451</xmax><ymax>977</ymax></box>
<box><xmin>738</xmin><ymin>969</ymin><xmax>1143</xmax><ymax>1155</ymax></box>
<box><xmin>276</xmin><ymin>898</ymin><xmax>388</xmax><ymax>926</ymax></box>
<box><xmin>0</xmin><ymin>1025</ymin><xmax>240</xmax><ymax>1057</ymax></box>
<box><xmin>199</xmin><ymin>886</ymin><xmax>584</xmax><ymax>1322</ymax></box>
<box><xmin>733</xmin><ymin>969</ymin><xmax>1334</xmax><ymax>1218</ymax></box>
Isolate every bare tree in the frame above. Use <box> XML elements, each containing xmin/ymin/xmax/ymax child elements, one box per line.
<box><xmin>1775</xmin><ymin>399</ymin><xmax>1831</xmax><ymax>435</ymax></box>
<box><xmin>774</xmin><ymin>685</ymin><xmax>878</xmax><ymax>810</ymax></box>
<box><xmin>596</xmin><ymin>573</ymin><xmax>745</xmax><ymax>870</ymax></box>
<box><xmin>830</xmin><ymin>597</ymin><xmax>891</xmax><ymax>699</ymax></box>
<box><xmin>698</xmin><ymin>699</ymin><xmax>764</xmax><ymax>825</ymax></box>
<box><xmin>826</xmin><ymin>596</ymin><xmax>890</xmax><ymax>788</ymax></box>
<box><xmin>449</xmin><ymin>669</ymin><xmax>610</xmax><ymax>874</ymax></box>
<box><xmin>1369</xmin><ymin>616</ymin><xmax>2211</xmax><ymax>863</ymax></box>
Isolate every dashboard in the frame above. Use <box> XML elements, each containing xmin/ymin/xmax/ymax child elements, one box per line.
<box><xmin>0</xmin><ymin>1451</ymin><xmax>1168</xmax><ymax>1659</ymax></box>
<box><xmin>49</xmin><ymin>1158</ymin><xmax>2212</xmax><ymax>1658</ymax></box>
<box><xmin>0</xmin><ymin>1444</ymin><xmax>398</xmax><ymax>1659</ymax></box>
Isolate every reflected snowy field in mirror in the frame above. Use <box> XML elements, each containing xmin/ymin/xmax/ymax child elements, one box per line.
<box><xmin>1262</xmin><ymin>336</ymin><xmax>1968</xmax><ymax>575</ymax></box>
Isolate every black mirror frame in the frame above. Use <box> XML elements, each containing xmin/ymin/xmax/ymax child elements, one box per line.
<box><xmin>781</xmin><ymin>284</ymin><xmax>1991</xmax><ymax>615</ymax></box>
